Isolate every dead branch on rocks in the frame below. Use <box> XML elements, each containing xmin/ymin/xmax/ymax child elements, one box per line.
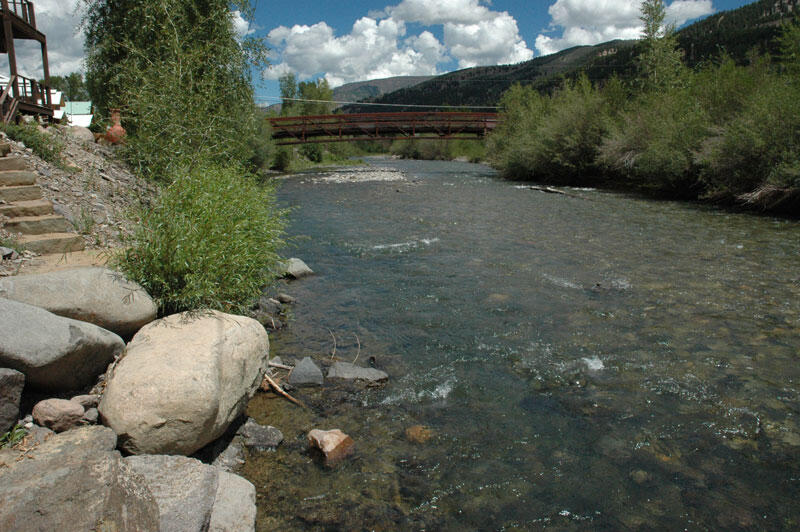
<box><xmin>261</xmin><ymin>373</ymin><xmax>307</xmax><ymax>409</ymax></box>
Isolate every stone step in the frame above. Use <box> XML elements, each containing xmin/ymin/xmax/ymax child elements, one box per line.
<box><xmin>0</xmin><ymin>199</ymin><xmax>54</xmax><ymax>217</ymax></box>
<box><xmin>17</xmin><ymin>233</ymin><xmax>85</xmax><ymax>254</ymax></box>
<box><xmin>0</xmin><ymin>185</ymin><xmax>41</xmax><ymax>202</ymax></box>
<box><xmin>0</xmin><ymin>156</ymin><xmax>28</xmax><ymax>172</ymax></box>
<box><xmin>3</xmin><ymin>214</ymin><xmax>72</xmax><ymax>235</ymax></box>
<box><xmin>0</xmin><ymin>143</ymin><xmax>10</xmax><ymax>157</ymax></box>
<box><xmin>0</xmin><ymin>170</ymin><xmax>37</xmax><ymax>186</ymax></box>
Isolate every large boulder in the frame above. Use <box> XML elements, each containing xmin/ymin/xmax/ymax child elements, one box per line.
<box><xmin>0</xmin><ymin>267</ymin><xmax>157</xmax><ymax>338</ymax></box>
<box><xmin>124</xmin><ymin>454</ymin><xmax>256</xmax><ymax>532</ymax></box>
<box><xmin>283</xmin><ymin>257</ymin><xmax>314</xmax><ymax>279</ymax></box>
<box><xmin>125</xmin><ymin>455</ymin><xmax>219</xmax><ymax>532</ymax></box>
<box><xmin>0</xmin><ymin>426</ymin><xmax>159</xmax><ymax>532</ymax></box>
<box><xmin>0</xmin><ymin>298</ymin><xmax>125</xmax><ymax>392</ymax></box>
<box><xmin>0</xmin><ymin>368</ymin><xmax>24</xmax><ymax>433</ymax></box>
<box><xmin>99</xmin><ymin>310</ymin><xmax>269</xmax><ymax>455</ymax></box>
<box><xmin>209</xmin><ymin>471</ymin><xmax>257</xmax><ymax>532</ymax></box>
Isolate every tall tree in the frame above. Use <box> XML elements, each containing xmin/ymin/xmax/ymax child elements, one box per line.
<box><xmin>81</xmin><ymin>0</ymin><xmax>268</xmax><ymax>178</ymax></box>
<box><xmin>638</xmin><ymin>0</ymin><xmax>686</xmax><ymax>92</ymax></box>
<box><xmin>49</xmin><ymin>72</ymin><xmax>90</xmax><ymax>101</ymax></box>
<box><xmin>297</xmin><ymin>78</ymin><xmax>333</xmax><ymax>116</ymax></box>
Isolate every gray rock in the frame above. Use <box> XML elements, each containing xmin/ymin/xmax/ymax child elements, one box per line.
<box><xmin>82</xmin><ymin>407</ymin><xmax>99</xmax><ymax>424</ymax></box>
<box><xmin>0</xmin><ymin>426</ymin><xmax>159</xmax><ymax>532</ymax></box>
<box><xmin>275</xmin><ymin>294</ymin><xmax>297</xmax><ymax>305</ymax></box>
<box><xmin>0</xmin><ymin>247</ymin><xmax>17</xmax><ymax>260</ymax></box>
<box><xmin>0</xmin><ymin>368</ymin><xmax>24</xmax><ymax>433</ymax></box>
<box><xmin>289</xmin><ymin>356</ymin><xmax>324</xmax><ymax>387</ymax></box>
<box><xmin>0</xmin><ymin>267</ymin><xmax>157</xmax><ymax>338</ymax></box>
<box><xmin>257</xmin><ymin>295</ymin><xmax>282</xmax><ymax>315</ymax></box>
<box><xmin>238</xmin><ymin>418</ymin><xmax>283</xmax><ymax>451</ymax></box>
<box><xmin>284</xmin><ymin>257</ymin><xmax>314</xmax><ymax>279</ymax></box>
<box><xmin>276</xmin><ymin>293</ymin><xmax>296</xmax><ymax>304</ymax></box>
<box><xmin>125</xmin><ymin>455</ymin><xmax>219</xmax><ymax>532</ymax></box>
<box><xmin>71</xmin><ymin>394</ymin><xmax>101</xmax><ymax>409</ymax></box>
<box><xmin>68</xmin><ymin>126</ymin><xmax>95</xmax><ymax>143</ymax></box>
<box><xmin>32</xmin><ymin>398</ymin><xmax>85</xmax><ymax>432</ymax></box>
<box><xmin>209</xmin><ymin>471</ymin><xmax>257</xmax><ymax>532</ymax></box>
<box><xmin>327</xmin><ymin>361</ymin><xmax>389</xmax><ymax>383</ymax></box>
<box><xmin>212</xmin><ymin>438</ymin><xmax>246</xmax><ymax>472</ymax></box>
<box><xmin>0</xmin><ymin>298</ymin><xmax>125</xmax><ymax>392</ymax></box>
<box><xmin>253</xmin><ymin>311</ymin><xmax>283</xmax><ymax>330</ymax></box>
<box><xmin>100</xmin><ymin>311</ymin><xmax>269</xmax><ymax>455</ymax></box>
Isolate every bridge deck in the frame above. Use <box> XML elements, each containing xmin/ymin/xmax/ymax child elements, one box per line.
<box><xmin>269</xmin><ymin>112</ymin><xmax>498</xmax><ymax>145</ymax></box>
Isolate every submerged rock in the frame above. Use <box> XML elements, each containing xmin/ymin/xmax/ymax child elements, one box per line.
<box><xmin>32</xmin><ymin>398</ymin><xmax>85</xmax><ymax>433</ymax></box>
<box><xmin>100</xmin><ymin>310</ymin><xmax>269</xmax><ymax>455</ymax></box>
<box><xmin>0</xmin><ymin>267</ymin><xmax>157</xmax><ymax>338</ymax></box>
<box><xmin>405</xmin><ymin>425</ymin><xmax>435</xmax><ymax>444</ymax></box>
<box><xmin>327</xmin><ymin>361</ymin><xmax>388</xmax><ymax>383</ymax></box>
<box><xmin>308</xmin><ymin>428</ymin><xmax>355</xmax><ymax>465</ymax></box>
<box><xmin>238</xmin><ymin>418</ymin><xmax>283</xmax><ymax>451</ymax></box>
<box><xmin>284</xmin><ymin>258</ymin><xmax>314</xmax><ymax>279</ymax></box>
<box><xmin>0</xmin><ymin>298</ymin><xmax>125</xmax><ymax>392</ymax></box>
<box><xmin>289</xmin><ymin>356</ymin><xmax>324</xmax><ymax>387</ymax></box>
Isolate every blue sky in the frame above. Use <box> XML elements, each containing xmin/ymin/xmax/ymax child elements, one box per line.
<box><xmin>249</xmin><ymin>0</ymin><xmax>754</xmax><ymax>104</ymax></box>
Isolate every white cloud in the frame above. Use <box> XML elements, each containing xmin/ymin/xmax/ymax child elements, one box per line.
<box><xmin>265</xmin><ymin>17</ymin><xmax>447</xmax><ymax>87</ymax></box>
<box><xmin>535</xmin><ymin>0</ymin><xmax>714</xmax><ymax>56</ymax></box>
<box><xmin>265</xmin><ymin>0</ymin><xmax>532</xmax><ymax>86</ymax></box>
<box><xmin>232</xmin><ymin>10</ymin><xmax>255</xmax><ymax>39</ymax></box>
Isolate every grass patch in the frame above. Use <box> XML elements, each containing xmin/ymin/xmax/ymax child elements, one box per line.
<box><xmin>1</xmin><ymin>122</ymin><xmax>64</xmax><ymax>165</ymax></box>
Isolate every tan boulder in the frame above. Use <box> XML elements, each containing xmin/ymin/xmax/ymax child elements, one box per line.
<box><xmin>99</xmin><ymin>311</ymin><xmax>268</xmax><ymax>455</ymax></box>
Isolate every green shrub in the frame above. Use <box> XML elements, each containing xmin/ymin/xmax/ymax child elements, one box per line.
<box><xmin>698</xmin><ymin>74</ymin><xmax>800</xmax><ymax>196</ymax></box>
<box><xmin>115</xmin><ymin>164</ymin><xmax>287</xmax><ymax>314</ymax></box>
<box><xmin>1</xmin><ymin>123</ymin><xmax>63</xmax><ymax>164</ymax></box>
<box><xmin>272</xmin><ymin>148</ymin><xmax>292</xmax><ymax>172</ymax></box>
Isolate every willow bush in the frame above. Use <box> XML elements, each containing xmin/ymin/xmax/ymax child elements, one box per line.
<box><xmin>116</xmin><ymin>164</ymin><xmax>287</xmax><ymax>315</ymax></box>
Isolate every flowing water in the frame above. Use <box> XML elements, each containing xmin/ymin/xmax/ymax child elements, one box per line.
<box><xmin>243</xmin><ymin>158</ymin><xmax>799</xmax><ymax>531</ymax></box>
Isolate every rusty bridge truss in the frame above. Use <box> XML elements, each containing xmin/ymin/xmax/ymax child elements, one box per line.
<box><xmin>268</xmin><ymin>112</ymin><xmax>499</xmax><ymax>145</ymax></box>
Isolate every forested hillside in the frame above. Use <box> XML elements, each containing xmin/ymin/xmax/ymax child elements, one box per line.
<box><xmin>346</xmin><ymin>0</ymin><xmax>799</xmax><ymax>111</ymax></box>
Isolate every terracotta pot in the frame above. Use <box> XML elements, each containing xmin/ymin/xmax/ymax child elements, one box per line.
<box><xmin>105</xmin><ymin>108</ymin><xmax>126</xmax><ymax>144</ymax></box>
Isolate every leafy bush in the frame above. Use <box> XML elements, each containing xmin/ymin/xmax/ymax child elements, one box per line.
<box><xmin>1</xmin><ymin>123</ymin><xmax>63</xmax><ymax>164</ymax></box>
<box><xmin>488</xmin><ymin>76</ymin><xmax>609</xmax><ymax>184</ymax></box>
<box><xmin>115</xmin><ymin>164</ymin><xmax>287</xmax><ymax>314</ymax></box>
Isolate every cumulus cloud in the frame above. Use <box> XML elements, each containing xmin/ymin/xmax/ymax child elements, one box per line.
<box><xmin>265</xmin><ymin>0</ymin><xmax>533</xmax><ymax>86</ymax></box>
<box><xmin>535</xmin><ymin>0</ymin><xmax>713</xmax><ymax>56</ymax></box>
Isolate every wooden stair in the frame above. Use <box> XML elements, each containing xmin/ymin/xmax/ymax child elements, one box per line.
<box><xmin>0</xmin><ymin>142</ymin><xmax>84</xmax><ymax>254</ymax></box>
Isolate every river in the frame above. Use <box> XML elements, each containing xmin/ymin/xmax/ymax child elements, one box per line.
<box><xmin>243</xmin><ymin>158</ymin><xmax>799</xmax><ymax>530</ymax></box>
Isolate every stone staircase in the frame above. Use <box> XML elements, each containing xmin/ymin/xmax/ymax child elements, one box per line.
<box><xmin>0</xmin><ymin>142</ymin><xmax>84</xmax><ymax>254</ymax></box>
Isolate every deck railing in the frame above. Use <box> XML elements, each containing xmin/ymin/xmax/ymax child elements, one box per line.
<box><xmin>1</xmin><ymin>0</ymin><xmax>36</xmax><ymax>28</ymax></box>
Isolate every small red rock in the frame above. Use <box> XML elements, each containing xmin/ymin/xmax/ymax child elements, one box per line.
<box><xmin>32</xmin><ymin>399</ymin><xmax>85</xmax><ymax>433</ymax></box>
<box><xmin>405</xmin><ymin>425</ymin><xmax>434</xmax><ymax>444</ymax></box>
<box><xmin>307</xmin><ymin>429</ymin><xmax>354</xmax><ymax>465</ymax></box>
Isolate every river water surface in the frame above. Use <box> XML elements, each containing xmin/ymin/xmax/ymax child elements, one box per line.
<box><xmin>244</xmin><ymin>158</ymin><xmax>799</xmax><ymax>531</ymax></box>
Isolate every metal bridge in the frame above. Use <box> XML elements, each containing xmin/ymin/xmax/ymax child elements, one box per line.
<box><xmin>268</xmin><ymin>112</ymin><xmax>498</xmax><ymax>145</ymax></box>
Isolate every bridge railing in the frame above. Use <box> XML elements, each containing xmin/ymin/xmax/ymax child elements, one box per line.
<box><xmin>269</xmin><ymin>112</ymin><xmax>499</xmax><ymax>144</ymax></box>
